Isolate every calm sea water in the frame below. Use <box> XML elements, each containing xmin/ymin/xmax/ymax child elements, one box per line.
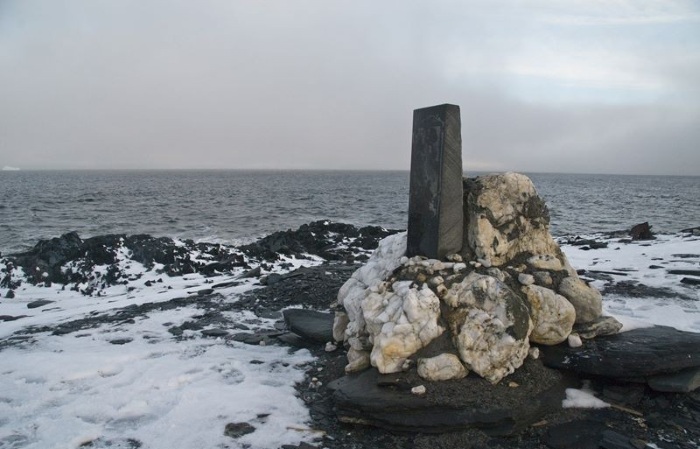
<box><xmin>0</xmin><ymin>170</ymin><xmax>698</xmax><ymax>255</ymax></box>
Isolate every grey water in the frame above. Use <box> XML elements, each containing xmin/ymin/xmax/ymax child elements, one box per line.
<box><xmin>0</xmin><ymin>170</ymin><xmax>698</xmax><ymax>255</ymax></box>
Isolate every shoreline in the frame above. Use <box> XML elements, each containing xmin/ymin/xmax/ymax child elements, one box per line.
<box><xmin>0</xmin><ymin>221</ymin><xmax>698</xmax><ymax>448</ymax></box>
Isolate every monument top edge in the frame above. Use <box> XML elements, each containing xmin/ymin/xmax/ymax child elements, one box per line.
<box><xmin>413</xmin><ymin>103</ymin><xmax>460</xmax><ymax>113</ymax></box>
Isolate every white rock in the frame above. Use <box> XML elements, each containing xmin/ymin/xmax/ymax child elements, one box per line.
<box><xmin>527</xmin><ymin>254</ymin><xmax>563</xmax><ymax>271</ymax></box>
<box><xmin>432</xmin><ymin>261</ymin><xmax>446</xmax><ymax>271</ymax></box>
<box><xmin>528</xmin><ymin>347</ymin><xmax>540</xmax><ymax>359</ymax></box>
<box><xmin>448</xmin><ymin>254</ymin><xmax>463</xmax><ymax>262</ymax></box>
<box><xmin>453</xmin><ymin>263</ymin><xmax>467</xmax><ymax>273</ymax></box>
<box><xmin>337</xmin><ymin>233</ymin><xmax>407</xmax><ymax>348</ymax></box>
<box><xmin>332</xmin><ymin>311</ymin><xmax>349</xmax><ymax>342</ymax></box>
<box><xmin>477</xmin><ymin>258</ymin><xmax>492</xmax><ymax>268</ymax></box>
<box><xmin>417</xmin><ymin>354</ymin><xmax>468</xmax><ymax>381</ymax></box>
<box><xmin>363</xmin><ymin>282</ymin><xmax>444</xmax><ymax>373</ymax></box>
<box><xmin>411</xmin><ymin>385</ymin><xmax>426</xmax><ymax>395</ymax></box>
<box><xmin>464</xmin><ymin>173</ymin><xmax>559</xmax><ymax>266</ymax></box>
<box><xmin>345</xmin><ymin>348</ymin><xmax>370</xmax><ymax>373</ymax></box>
<box><xmin>558</xmin><ymin>277</ymin><xmax>603</xmax><ymax>324</ymax></box>
<box><xmin>325</xmin><ymin>342</ymin><xmax>338</xmax><ymax>352</ymax></box>
<box><xmin>518</xmin><ymin>273</ymin><xmax>535</xmax><ymax>286</ymax></box>
<box><xmin>428</xmin><ymin>276</ymin><xmax>444</xmax><ymax>287</ymax></box>
<box><xmin>568</xmin><ymin>333</ymin><xmax>583</xmax><ymax>348</ymax></box>
<box><xmin>443</xmin><ymin>272</ymin><xmax>532</xmax><ymax>384</ymax></box>
<box><xmin>521</xmin><ymin>285</ymin><xmax>576</xmax><ymax>345</ymax></box>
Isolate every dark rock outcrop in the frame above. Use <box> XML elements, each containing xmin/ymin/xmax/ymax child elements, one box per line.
<box><xmin>629</xmin><ymin>222</ymin><xmax>654</xmax><ymax>240</ymax></box>
<box><xmin>539</xmin><ymin>326</ymin><xmax>700</xmax><ymax>379</ymax></box>
<box><xmin>328</xmin><ymin>359</ymin><xmax>570</xmax><ymax>435</ymax></box>
<box><xmin>240</xmin><ymin>220</ymin><xmax>399</xmax><ymax>262</ymax></box>
<box><xmin>283</xmin><ymin>309</ymin><xmax>334</xmax><ymax>344</ymax></box>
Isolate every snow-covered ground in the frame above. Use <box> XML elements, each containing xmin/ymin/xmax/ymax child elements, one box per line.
<box><xmin>0</xmin><ymin>249</ymin><xmax>324</xmax><ymax>449</ymax></box>
<box><xmin>562</xmin><ymin>232</ymin><xmax>700</xmax><ymax>333</ymax></box>
<box><xmin>0</xmin><ymin>231</ymin><xmax>698</xmax><ymax>448</ymax></box>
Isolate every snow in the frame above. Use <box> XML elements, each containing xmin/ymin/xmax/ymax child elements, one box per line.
<box><xmin>561</xmin><ymin>233</ymin><xmax>700</xmax><ymax>333</ymax></box>
<box><xmin>562</xmin><ymin>387</ymin><xmax>610</xmax><ymax>409</ymax></box>
<box><xmin>0</xmin><ymin>231</ymin><xmax>698</xmax><ymax>448</ymax></box>
<box><xmin>0</xmin><ymin>246</ymin><xmax>322</xmax><ymax>449</ymax></box>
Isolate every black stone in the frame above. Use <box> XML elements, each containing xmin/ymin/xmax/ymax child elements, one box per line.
<box><xmin>224</xmin><ymin>422</ymin><xmax>255</xmax><ymax>439</ymax></box>
<box><xmin>328</xmin><ymin>360</ymin><xmax>570</xmax><ymax>435</ymax></box>
<box><xmin>201</xmin><ymin>328</ymin><xmax>229</xmax><ymax>338</ymax></box>
<box><xmin>5</xmin><ymin>289</ymin><xmax>15</xmax><ymax>299</ymax></box>
<box><xmin>27</xmin><ymin>299</ymin><xmax>55</xmax><ymax>309</ymax></box>
<box><xmin>667</xmin><ymin>269</ymin><xmax>700</xmax><ymax>276</ymax></box>
<box><xmin>544</xmin><ymin>420</ymin><xmax>607</xmax><ymax>449</ymax></box>
<box><xmin>282</xmin><ymin>309</ymin><xmax>334</xmax><ymax>343</ymax></box>
<box><xmin>629</xmin><ymin>222</ymin><xmax>654</xmax><ymax>240</ymax></box>
<box><xmin>681</xmin><ymin>277</ymin><xmax>700</xmax><ymax>286</ymax></box>
<box><xmin>648</xmin><ymin>366</ymin><xmax>700</xmax><ymax>392</ymax></box>
<box><xmin>407</xmin><ymin>104</ymin><xmax>463</xmax><ymax>259</ymax></box>
<box><xmin>539</xmin><ymin>326</ymin><xmax>700</xmax><ymax>378</ymax></box>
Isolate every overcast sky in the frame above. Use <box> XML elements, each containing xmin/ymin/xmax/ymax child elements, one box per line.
<box><xmin>1</xmin><ymin>0</ymin><xmax>698</xmax><ymax>174</ymax></box>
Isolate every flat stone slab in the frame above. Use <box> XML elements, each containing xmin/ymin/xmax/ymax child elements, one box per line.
<box><xmin>539</xmin><ymin>326</ymin><xmax>700</xmax><ymax>379</ymax></box>
<box><xmin>282</xmin><ymin>309</ymin><xmax>334</xmax><ymax>344</ymax></box>
<box><xmin>328</xmin><ymin>359</ymin><xmax>570</xmax><ymax>435</ymax></box>
<box><xmin>27</xmin><ymin>299</ymin><xmax>55</xmax><ymax>309</ymax></box>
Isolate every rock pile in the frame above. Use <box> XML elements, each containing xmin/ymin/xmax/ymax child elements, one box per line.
<box><xmin>333</xmin><ymin>173</ymin><xmax>620</xmax><ymax>384</ymax></box>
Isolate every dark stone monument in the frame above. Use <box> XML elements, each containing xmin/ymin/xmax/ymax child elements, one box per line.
<box><xmin>407</xmin><ymin>104</ymin><xmax>463</xmax><ymax>259</ymax></box>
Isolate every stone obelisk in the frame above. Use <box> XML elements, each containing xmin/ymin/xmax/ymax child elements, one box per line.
<box><xmin>407</xmin><ymin>104</ymin><xmax>463</xmax><ymax>259</ymax></box>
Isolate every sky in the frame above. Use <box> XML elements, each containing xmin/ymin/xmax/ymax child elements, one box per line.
<box><xmin>0</xmin><ymin>0</ymin><xmax>699</xmax><ymax>175</ymax></box>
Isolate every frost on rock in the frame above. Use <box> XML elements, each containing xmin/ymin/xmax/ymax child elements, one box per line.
<box><xmin>443</xmin><ymin>273</ymin><xmax>532</xmax><ymax>384</ymax></box>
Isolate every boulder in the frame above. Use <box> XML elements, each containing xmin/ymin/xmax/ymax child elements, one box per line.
<box><xmin>363</xmin><ymin>282</ymin><xmax>444</xmax><ymax>373</ymax></box>
<box><xmin>521</xmin><ymin>285</ymin><xmax>575</xmax><ymax>345</ymax></box>
<box><xmin>629</xmin><ymin>222</ymin><xmax>654</xmax><ymax>240</ymax></box>
<box><xmin>574</xmin><ymin>316</ymin><xmax>623</xmax><ymax>339</ymax></box>
<box><xmin>462</xmin><ymin>173</ymin><xmax>559</xmax><ymax>267</ymax></box>
<box><xmin>443</xmin><ymin>273</ymin><xmax>532</xmax><ymax>384</ymax></box>
<box><xmin>417</xmin><ymin>353</ymin><xmax>468</xmax><ymax>381</ymax></box>
<box><xmin>648</xmin><ymin>366</ymin><xmax>700</xmax><ymax>393</ymax></box>
<box><xmin>557</xmin><ymin>277</ymin><xmax>603</xmax><ymax>324</ymax></box>
<box><xmin>539</xmin><ymin>326</ymin><xmax>700</xmax><ymax>378</ymax></box>
<box><xmin>337</xmin><ymin>232</ymin><xmax>408</xmax><ymax>362</ymax></box>
<box><xmin>282</xmin><ymin>309</ymin><xmax>334</xmax><ymax>344</ymax></box>
<box><xmin>328</xmin><ymin>358</ymin><xmax>569</xmax><ymax>435</ymax></box>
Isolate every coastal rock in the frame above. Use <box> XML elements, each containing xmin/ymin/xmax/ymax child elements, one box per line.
<box><xmin>332</xmin><ymin>311</ymin><xmax>349</xmax><ymax>342</ymax></box>
<box><xmin>337</xmin><ymin>232</ymin><xmax>408</xmax><ymax>369</ymax></box>
<box><xmin>539</xmin><ymin>326</ymin><xmax>700</xmax><ymax>378</ymax></box>
<box><xmin>282</xmin><ymin>309</ymin><xmax>334</xmax><ymax>344</ymax></box>
<box><xmin>574</xmin><ymin>316</ymin><xmax>623</xmax><ymax>339</ymax></box>
<box><xmin>363</xmin><ymin>282</ymin><xmax>444</xmax><ymax>373</ymax></box>
<box><xmin>443</xmin><ymin>273</ymin><xmax>532</xmax><ymax>384</ymax></box>
<box><xmin>521</xmin><ymin>285</ymin><xmax>575</xmax><ymax>345</ymax></box>
<box><xmin>26</xmin><ymin>299</ymin><xmax>55</xmax><ymax>309</ymax></box>
<box><xmin>557</xmin><ymin>277</ymin><xmax>603</xmax><ymax>324</ymax></box>
<box><xmin>328</xmin><ymin>358</ymin><xmax>568</xmax><ymax>435</ymax></box>
<box><xmin>462</xmin><ymin>173</ymin><xmax>558</xmax><ymax>267</ymax></box>
<box><xmin>629</xmin><ymin>222</ymin><xmax>654</xmax><ymax>240</ymax></box>
<box><xmin>647</xmin><ymin>366</ymin><xmax>700</xmax><ymax>393</ymax></box>
<box><xmin>417</xmin><ymin>353</ymin><xmax>468</xmax><ymax>381</ymax></box>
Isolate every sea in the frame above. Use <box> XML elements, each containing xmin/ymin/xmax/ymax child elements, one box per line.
<box><xmin>0</xmin><ymin>170</ymin><xmax>698</xmax><ymax>255</ymax></box>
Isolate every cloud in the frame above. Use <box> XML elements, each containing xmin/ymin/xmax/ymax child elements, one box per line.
<box><xmin>0</xmin><ymin>0</ymin><xmax>698</xmax><ymax>174</ymax></box>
